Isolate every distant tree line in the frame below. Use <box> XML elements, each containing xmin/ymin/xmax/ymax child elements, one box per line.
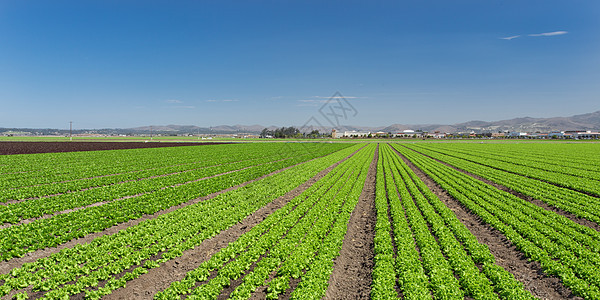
<box><xmin>260</xmin><ymin>127</ymin><xmax>325</xmax><ymax>139</ymax></box>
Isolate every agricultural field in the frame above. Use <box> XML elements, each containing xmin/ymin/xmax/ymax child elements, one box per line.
<box><xmin>0</xmin><ymin>142</ymin><xmax>234</xmax><ymax>155</ymax></box>
<box><xmin>1</xmin><ymin>141</ymin><xmax>600</xmax><ymax>299</ymax></box>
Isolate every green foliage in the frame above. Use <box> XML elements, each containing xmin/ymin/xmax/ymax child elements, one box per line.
<box><xmin>396</xmin><ymin>143</ymin><xmax>600</xmax><ymax>299</ymax></box>
<box><xmin>156</xmin><ymin>144</ymin><xmax>376</xmax><ymax>300</ymax></box>
<box><xmin>0</xmin><ymin>143</ymin><xmax>353</xmax><ymax>298</ymax></box>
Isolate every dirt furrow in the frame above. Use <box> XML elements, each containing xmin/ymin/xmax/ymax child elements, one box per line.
<box><xmin>105</xmin><ymin>148</ymin><xmax>361</xmax><ymax>300</ymax></box>
<box><xmin>324</xmin><ymin>144</ymin><xmax>377</xmax><ymax>299</ymax></box>
<box><xmin>0</xmin><ymin>156</ymin><xmax>302</xmax><ymax>230</ymax></box>
<box><xmin>0</xmin><ymin>164</ymin><xmax>263</xmax><ymax>230</ymax></box>
<box><xmin>2</xmin><ymin>155</ymin><xmax>295</xmax><ymax>206</ymax></box>
<box><xmin>246</xmin><ymin>165</ymin><xmax>358</xmax><ymax>300</ymax></box>
<box><xmin>393</xmin><ymin>145</ymin><xmax>577</xmax><ymax>300</ymax></box>
<box><xmin>223</xmin><ymin>169</ymin><xmax>353</xmax><ymax>300</ymax></box>
<box><xmin>408</xmin><ymin>146</ymin><xmax>600</xmax><ymax>233</ymax></box>
<box><xmin>434</xmin><ymin>148</ymin><xmax>600</xmax><ymax>198</ymax></box>
<box><xmin>0</xmin><ymin>151</ymin><xmax>347</xmax><ymax>274</ymax></box>
<box><xmin>4</xmin><ymin>159</ymin><xmax>211</xmax><ymax>193</ymax></box>
<box><xmin>4</xmin><ymin>147</ymin><xmax>309</xmax><ymax>193</ymax></box>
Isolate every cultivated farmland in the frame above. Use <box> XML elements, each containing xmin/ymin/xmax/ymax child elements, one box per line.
<box><xmin>1</xmin><ymin>141</ymin><xmax>599</xmax><ymax>299</ymax></box>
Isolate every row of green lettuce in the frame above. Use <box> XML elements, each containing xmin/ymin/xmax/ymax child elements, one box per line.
<box><xmin>407</xmin><ymin>143</ymin><xmax>600</xmax><ymax>196</ymax></box>
<box><xmin>0</xmin><ymin>144</ymin><xmax>360</xmax><ymax>299</ymax></box>
<box><xmin>395</xmin><ymin>143</ymin><xmax>600</xmax><ymax>299</ymax></box>
<box><xmin>0</xmin><ymin>145</ymin><xmax>316</xmax><ymax>224</ymax></box>
<box><xmin>155</xmin><ymin>143</ymin><xmax>375</xmax><ymax>300</ymax></box>
<box><xmin>1</xmin><ymin>143</ymin><xmax>309</xmax><ymax>198</ymax></box>
<box><xmin>371</xmin><ymin>144</ymin><xmax>532</xmax><ymax>299</ymax></box>
<box><xmin>0</xmin><ymin>143</ymin><xmax>349</xmax><ymax>261</ymax></box>
<box><xmin>404</xmin><ymin>143</ymin><xmax>600</xmax><ymax>229</ymax></box>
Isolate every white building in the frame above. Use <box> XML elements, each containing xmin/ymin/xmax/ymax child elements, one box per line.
<box><xmin>343</xmin><ymin>130</ymin><xmax>370</xmax><ymax>138</ymax></box>
<box><xmin>508</xmin><ymin>132</ymin><xmax>528</xmax><ymax>138</ymax></box>
<box><xmin>575</xmin><ymin>131</ymin><xmax>600</xmax><ymax>139</ymax></box>
<box><xmin>394</xmin><ymin>129</ymin><xmax>423</xmax><ymax>138</ymax></box>
<box><xmin>331</xmin><ymin>129</ymin><xmax>371</xmax><ymax>138</ymax></box>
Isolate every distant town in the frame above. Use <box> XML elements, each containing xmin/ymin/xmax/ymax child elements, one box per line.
<box><xmin>2</xmin><ymin>127</ymin><xmax>599</xmax><ymax>140</ymax></box>
<box><xmin>330</xmin><ymin>129</ymin><xmax>600</xmax><ymax>139</ymax></box>
<box><xmin>5</xmin><ymin>111</ymin><xmax>600</xmax><ymax>140</ymax></box>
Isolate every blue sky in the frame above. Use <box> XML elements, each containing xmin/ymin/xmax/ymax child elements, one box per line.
<box><xmin>1</xmin><ymin>1</ymin><xmax>599</xmax><ymax>129</ymax></box>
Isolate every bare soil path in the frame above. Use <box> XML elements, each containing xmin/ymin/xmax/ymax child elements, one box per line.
<box><xmin>324</xmin><ymin>144</ymin><xmax>377</xmax><ymax>299</ymax></box>
<box><xmin>409</xmin><ymin>146</ymin><xmax>600</xmax><ymax>233</ymax></box>
<box><xmin>0</xmin><ymin>157</ymin><xmax>294</xmax><ymax>230</ymax></box>
<box><xmin>105</xmin><ymin>148</ymin><xmax>361</xmax><ymax>300</ymax></box>
<box><xmin>0</xmin><ymin>150</ymin><xmax>348</xmax><ymax>274</ymax></box>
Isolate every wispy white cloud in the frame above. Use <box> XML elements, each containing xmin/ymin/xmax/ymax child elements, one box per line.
<box><xmin>298</xmin><ymin>99</ymin><xmax>329</xmax><ymax>104</ymax></box>
<box><xmin>166</xmin><ymin>99</ymin><xmax>182</xmax><ymax>104</ymax></box>
<box><xmin>500</xmin><ymin>31</ymin><xmax>568</xmax><ymax>40</ymax></box>
<box><xmin>500</xmin><ymin>35</ymin><xmax>520</xmax><ymax>40</ymax></box>
<box><xmin>175</xmin><ymin>105</ymin><xmax>195</xmax><ymax>109</ymax></box>
<box><xmin>529</xmin><ymin>31</ymin><xmax>568</xmax><ymax>37</ymax></box>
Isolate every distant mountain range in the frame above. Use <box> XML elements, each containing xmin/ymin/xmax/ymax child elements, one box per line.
<box><xmin>130</xmin><ymin>124</ymin><xmax>269</xmax><ymax>134</ymax></box>
<box><xmin>377</xmin><ymin>110</ymin><xmax>600</xmax><ymax>133</ymax></box>
<box><xmin>128</xmin><ymin>110</ymin><xmax>600</xmax><ymax>134</ymax></box>
<box><xmin>3</xmin><ymin>110</ymin><xmax>600</xmax><ymax>135</ymax></box>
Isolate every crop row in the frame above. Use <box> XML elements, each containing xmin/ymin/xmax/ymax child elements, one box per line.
<box><xmin>0</xmin><ymin>145</ymin><xmax>222</xmax><ymax>187</ymax></box>
<box><xmin>371</xmin><ymin>144</ymin><xmax>531</xmax><ymax>299</ymax></box>
<box><xmin>403</xmin><ymin>144</ymin><xmax>600</xmax><ymax>226</ymax></box>
<box><xmin>419</xmin><ymin>143</ymin><xmax>600</xmax><ymax>180</ymax></box>
<box><xmin>0</xmin><ymin>144</ymin><xmax>362</xmax><ymax>299</ymax></box>
<box><xmin>409</xmin><ymin>143</ymin><xmax>600</xmax><ymax>196</ymax></box>
<box><xmin>469</xmin><ymin>143</ymin><xmax>600</xmax><ymax>169</ymax></box>
<box><xmin>0</xmin><ymin>147</ymin><xmax>320</xmax><ymax>224</ymax></box>
<box><xmin>0</xmin><ymin>144</ymin><xmax>350</xmax><ymax>261</ymax></box>
<box><xmin>0</xmin><ymin>143</ymin><xmax>310</xmax><ymax>193</ymax></box>
<box><xmin>0</xmin><ymin>144</ymin><xmax>207</xmax><ymax>176</ymax></box>
<box><xmin>154</xmin><ymin>144</ymin><xmax>375</xmax><ymax>300</ymax></box>
<box><xmin>394</xmin><ymin>144</ymin><xmax>600</xmax><ymax>299</ymax></box>
<box><xmin>1</xmin><ymin>144</ymin><xmax>308</xmax><ymax>201</ymax></box>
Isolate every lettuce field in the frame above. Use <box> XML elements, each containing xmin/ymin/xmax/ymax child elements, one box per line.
<box><xmin>1</xmin><ymin>141</ymin><xmax>599</xmax><ymax>299</ymax></box>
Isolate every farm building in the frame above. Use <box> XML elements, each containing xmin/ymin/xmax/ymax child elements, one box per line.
<box><xmin>331</xmin><ymin>129</ymin><xmax>371</xmax><ymax>138</ymax></box>
<box><xmin>575</xmin><ymin>131</ymin><xmax>600</xmax><ymax>139</ymax></box>
<box><xmin>394</xmin><ymin>129</ymin><xmax>423</xmax><ymax>138</ymax></box>
<box><xmin>508</xmin><ymin>132</ymin><xmax>528</xmax><ymax>138</ymax></box>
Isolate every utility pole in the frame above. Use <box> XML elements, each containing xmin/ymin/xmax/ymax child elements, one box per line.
<box><xmin>150</xmin><ymin>126</ymin><xmax>153</xmax><ymax>141</ymax></box>
<box><xmin>69</xmin><ymin>121</ymin><xmax>73</xmax><ymax>141</ymax></box>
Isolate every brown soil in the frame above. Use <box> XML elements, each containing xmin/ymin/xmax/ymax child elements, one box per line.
<box><xmin>0</xmin><ymin>141</ymin><xmax>231</xmax><ymax>155</ymax></box>
<box><xmin>459</xmin><ymin>167</ymin><xmax>600</xmax><ymax>233</ymax></box>
<box><xmin>247</xmin><ymin>167</ymin><xmax>354</xmax><ymax>300</ymax></box>
<box><xmin>410</xmin><ymin>147</ymin><xmax>600</xmax><ymax>233</ymax></box>
<box><xmin>1</xmin><ymin>157</ymin><xmax>294</xmax><ymax>229</ymax></box>
<box><xmin>393</xmin><ymin>146</ymin><xmax>579</xmax><ymax>300</ymax></box>
<box><xmin>0</xmin><ymin>152</ymin><xmax>333</xmax><ymax>274</ymax></box>
<box><xmin>105</xmin><ymin>148</ymin><xmax>360</xmax><ymax>300</ymax></box>
<box><xmin>324</xmin><ymin>144</ymin><xmax>377</xmax><ymax>299</ymax></box>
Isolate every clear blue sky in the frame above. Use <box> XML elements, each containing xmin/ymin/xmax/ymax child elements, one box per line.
<box><xmin>1</xmin><ymin>1</ymin><xmax>599</xmax><ymax>129</ymax></box>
